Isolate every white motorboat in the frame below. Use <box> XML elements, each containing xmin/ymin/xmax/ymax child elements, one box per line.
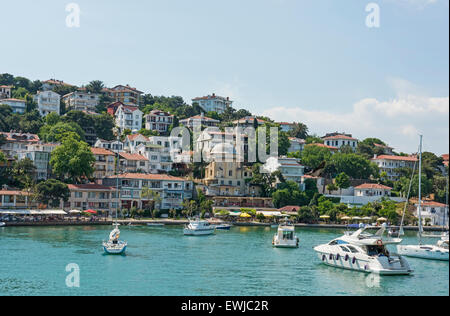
<box><xmin>397</xmin><ymin>135</ymin><xmax>449</xmax><ymax>261</ymax></box>
<box><xmin>0</xmin><ymin>222</ymin><xmax>5</xmax><ymax>227</ymax></box>
<box><xmin>103</xmin><ymin>223</ymin><xmax>127</xmax><ymax>255</ymax></box>
<box><xmin>184</xmin><ymin>219</ymin><xmax>215</xmax><ymax>236</ymax></box>
<box><xmin>214</xmin><ymin>223</ymin><xmax>232</xmax><ymax>231</ymax></box>
<box><xmin>314</xmin><ymin>225</ymin><xmax>413</xmax><ymax>275</ymax></box>
<box><xmin>272</xmin><ymin>223</ymin><xmax>299</xmax><ymax>248</ymax></box>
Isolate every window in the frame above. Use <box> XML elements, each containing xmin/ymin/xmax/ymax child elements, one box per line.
<box><xmin>339</xmin><ymin>246</ymin><xmax>350</xmax><ymax>253</ymax></box>
<box><xmin>346</xmin><ymin>246</ymin><xmax>359</xmax><ymax>253</ymax></box>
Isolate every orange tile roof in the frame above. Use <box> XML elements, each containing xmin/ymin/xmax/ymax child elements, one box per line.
<box><xmin>307</xmin><ymin>143</ymin><xmax>338</xmax><ymax>150</ymax></box>
<box><xmin>91</xmin><ymin>147</ymin><xmax>115</xmax><ymax>156</ymax></box>
<box><xmin>126</xmin><ymin>134</ymin><xmax>150</xmax><ymax>142</ymax></box>
<box><xmin>355</xmin><ymin>183</ymin><xmax>392</xmax><ymax>190</ymax></box>
<box><xmin>419</xmin><ymin>201</ymin><xmax>448</xmax><ymax>208</ymax></box>
<box><xmin>323</xmin><ymin>135</ymin><xmax>358</xmax><ymax>141</ymax></box>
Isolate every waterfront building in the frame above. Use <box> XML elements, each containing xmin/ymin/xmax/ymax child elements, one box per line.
<box><xmin>192</xmin><ymin>93</ymin><xmax>233</xmax><ymax>114</ymax></box>
<box><xmin>91</xmin><ymin>147</ymin><xmax>116</xmax><ymax>180</ymax></box>
<box><xmin>103</xmin><ymin>173</ymin><xmax>193</xmax><ymax>210</ymax></box>
<box><xmin>202</xmin><ymin>143</ymin><xmax>254</xmax><ymax>197</ymax></box>
<box><xmin>19</xmin><ymin>142</ymin><xmax>58</xmax><ymax>180</ymax></box>
<box><xmin>322</xmin><ymin>133</ymin><xmax>359</xmax><ymax>151</ymax></box>
<box><xmin>115</xmin><ymin>104</ymin><xmax>143</xmax><ymax>133</ymax></box>
<box><xmin>34</xmin><ymin>90</ymin><xmax>61</xmax><ymax>116</ymax></box>
<box><xmin>0</xmin><ymin>188</ymin><xmax>34</xmax><ymax>209</ymax></box>
<box><xmin>104</xmin><ymin>85</ymin><xmax>143</xmax><ymax>107</ymax></box>
<box><xmin>0</xmin><ymin>98</ymin><xmax>26</xmax><ymax>114</ymax></box>
<box><xmin>354</xmin><ymin>183</ymin><xmax>392</xmax><ymax>198</ymax></box>
<box><xmin>414</xmin><ymin>201</ymin><xmax>449</xmax><ymax>227</ymax></box>
<box><xmin>179</xmin><ymin>114</ymin><xmax>220</xmax><ymax>129</ymax></box>
<box><xmin>94</xmin><ymin>139</ymin><xmax>124</xmax><ymax>152</ymax></box>
<box><xmin>0</xmin><ymin>85</ymin><xmax>12</xmax><ymax>99</ymax></box>
<box><xmin>62</xmin><ymin>91</ymin><xmax>100</xmax><ymax>112</ymax></box>
<box><xmin>288</xmin><ymin>137</ymin><xmax>306</xmax><ymax>154</ymax></box>
<box><xmin>371</xmin><ymin>155</ymin><xmax>418</xmax><ymax>181</ymax></box>
<box><xmin>118</xmin><ymin>152</ymin><xmax>149</xmax><ymax>173</ymax></box>
<box><xmin>64</xmin><ymin>184</ymin><xmax>118</xmax><ymax>214</ymax></box>
<box><xmin>144</xmin><ymin>110</ymin><xmax>174</xmax><ymax>134</ymax></box>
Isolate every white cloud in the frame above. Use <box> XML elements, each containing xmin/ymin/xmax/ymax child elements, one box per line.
<box><xmin>259</xmin><ymin>83</ymin><xmax>449</xmax><ymax>154</ymax></box>
<box><xmin>384</xmin><ymin>0</ymin><xmax>440</xmax><ymax>9</ymax></box>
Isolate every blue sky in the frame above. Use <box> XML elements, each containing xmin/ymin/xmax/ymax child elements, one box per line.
<box><xmin>1</xmin><ymin>0</ymin><xmax>448</xmax><ymax>154</ymax></box>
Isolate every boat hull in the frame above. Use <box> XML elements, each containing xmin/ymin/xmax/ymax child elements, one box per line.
<box><xmin>314</xmin><ymin>247</ymin><xmax>413</xmax><ymax>275</ymax></box>
<box><xmin>273</xmin><ymin>236</ymin><xmax>299</xmax><ymax>248</ymax></box>
<box><xmin>397</xmin><ymin>245</ymin><xmax>449</xmax><ymax>261</ymax></box>
<box><xmin>183</xmin><ymin>229</ymin><xmax>215</xmax><ymax>236</ymax></box>
<box><xmin>103</xmin><ymin>242</ymin><xmax>127</xmax><ymax>255</ymax></box>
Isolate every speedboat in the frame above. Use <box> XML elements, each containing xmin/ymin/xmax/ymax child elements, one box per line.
<box><xmin>183</xmin><ymin>219</ymin><xmax>215</xmax><ymax>236</ymax></box>
<box><xmin>103</xmin><ymin>223</ymin><xmax>127</xmax><ymax>255</ymax></box>
<box><xmin>272</xmin><ymin>223</ymin><xmax>299</xmax><ymax>248</ymax></box>
<box><xmin>314</xmin><ymin>225</ymin><xmax>413</xmax><ymax>275</ymax></box>
<box><xmin>214</xmin><ymin>223</ymin><xmax>232</xmax><ymax>231</ymax></box>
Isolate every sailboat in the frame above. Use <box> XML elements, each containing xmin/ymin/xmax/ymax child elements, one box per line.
<box><xmin>103</xmin><ymin>134</ymin><xmax>127</xmax><ymax>255</ymax></box>
<box><xmin>397</xmin><ymin>135</ymin><xmax>449</xmax><ymax>261</ymax></box>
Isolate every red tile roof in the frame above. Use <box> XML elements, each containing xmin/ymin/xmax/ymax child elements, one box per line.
<box><xmin>126</xmin><ymin>134</ymin><xmax>150</xmax><ymax>142</ymax></box>
<box><xmin>91</xmin><ymin>147</ymin><xmax>115</xmax><ymax>156</ymax></box>
<box><xmin>419</xmin><ymin>201</ymin><xmax>448</xmax><ymax>208</ymax></box>
<box><xmin>355</xmin><ymin>183</ymin><xmax>392</xmax><ymax>190</ymax></box>
<box><xmin>107</xmin><ymin>173</ymin><xmax>188</xmax><ymax>181</ymax></box>
<box><xmin>67</xmin><ymin>184</ymin><xmax>115</xmax><ymax>190</ymax></box>
<box><xmin>307</xmin><ymin>143</ymin><xmax>338</xmax><ymax>150</ymax></box>
<box><xmin>278</xmin><ymin>205</ymin><xmax>301</xmax><ymax>212</ymax></box>
<box><xmin>119</xmin><ymin>153</ymin><xmax>148</xmax><ymax>161</ymax></box>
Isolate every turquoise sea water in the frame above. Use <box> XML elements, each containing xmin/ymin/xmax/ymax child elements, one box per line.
<box><xmin>0</xmin><ymin>225</ymin><xmax>448</xmax><ymax>296</ymax></box>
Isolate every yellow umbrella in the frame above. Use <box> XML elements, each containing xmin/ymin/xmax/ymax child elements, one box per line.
<box><xmin>240</xmin><ymin>213</ymin><xmax>252</xmax><ymax>218</ymax></box>
<box><xmin>341</xmin><ymin>216</ymin><xmax>351</xmax><ymax>220</ymax></box>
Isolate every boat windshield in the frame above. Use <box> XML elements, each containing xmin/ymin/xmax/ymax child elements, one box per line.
<box><xmin>366</xmin><ymin>245</ymin><xmax>390</xmax><ymax>257</ymax></box>
<box><xmin>282</xmin><ymin>231</ymin><xmax>294</xmax><ymax>240</ymax></box>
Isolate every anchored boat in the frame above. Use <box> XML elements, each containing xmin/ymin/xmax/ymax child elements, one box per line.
<box><xmin>103</xmin><ymin>223</ymin><xmax>127</xmax><ymax>255</ymax></box>
<box><xmin>314</xmin><ymin>225</ymin><xmax>413</xmax><ymax>275</ymax></box>
<box><xmin>272</xmin><ymin>223</ymin><xmax>299</xmax><ymax>248</ymax></box>
<box><xmin>183</xmin><ymin>218</ymin><xmax>215</xmax><ymax>236</ymax></box>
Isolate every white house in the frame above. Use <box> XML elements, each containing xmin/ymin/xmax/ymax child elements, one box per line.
<box><xmin>116</xmin><ymin>105</ymin><xmax>143</xmax><ymax>133</ymax></box>
<box><xmin>34</xmin><ymin>91</ymin><xmax>61</xmax><ymax>116</ymax></box>
<box><xmin>94</xmin><ymin>139</ymin><xmax>124</xmax><ymax>152</ymax></box>
<box><xmin>371</xmin><ymin>155</ymin><xmax>418</xmax><ymax>181</ymax></box>
<box><xmin>278</xmin><ymin>122</ymin><xmax>295</xmax><ymax>133</ymax></box>
<box><xmin>354</xmin><ymin>183</ymin><xmax>392</xmax><ymax>198</ymax></box>
<box><xmin>145</xmin><ymin>110</ymin><xmax>174</xmax><ymax>133</ymax></box>
<box><xmin>322</xmin><ymin>133</ymin><xmax>359</xmax><ymax>151</ymax></box>
<box><xmin>0</xmin><ymin>98</ymin><xmax>26</xmax><ymax>114</ymax></box>
<box><xmin>263</xmin><ymin>157</ymin><xmax>305</xmax><ymax>190</ymax></box>
<box><xmin>62</xmin><ymin>91</ymin><xmax>100</xmax><ymax>112</ymax></box>
<box><xmin>416</xmin><ymin>201</ymin><xmax>449</xmax><ymax>227</ymax></box>
<box><xmin>192</xmin><ymin>93</ymin><xmax>233</xmax><ymax>114</ymax></box>
<box><xmin>179</xmin><ymin>114</ymin><xmax>220</xmax><ymax>129</ymax></box>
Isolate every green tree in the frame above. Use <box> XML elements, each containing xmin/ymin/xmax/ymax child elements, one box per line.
<box><xmin>35</xmin><ymin>179</ymin><xmax>70</xmax><ymax>208</ymax></box>
<box><xmin>300</xmin><ymin>144</ymin><xmax>332</xmax><ymax>170</ymax></box>
<box><xmin>287</xmin><ymin>122</ymin><xmax>309</xmax><ymax>139</ymax></box>
<box><xmin>50</xmin><ymin>137</ymin><xmax>95</xmax><ymax>183</ymax></box>
<box><xmin>326</xmin><ymin>153</ymin><xmax>379</xmax><ymax>179</ymax></box>
<box><xmin>335</xmin><ymin>172</ymin><xmax>350</xmax><ymax>195</ymax></box>
<box><xmin>39</xmin><ymin>122</ymin><xmax>85</xmax><ymax>143</ymax></box>
<box><xmin>85</xmin><ymin>80</ymin><xmax>105</xmax><ymax>94</ymax></box>
<box><xmin>141</xmin><ymin>187</ymin><xmax>162</xmax><ymax>211</ymax></box>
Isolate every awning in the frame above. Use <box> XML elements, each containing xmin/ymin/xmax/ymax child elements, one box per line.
<box><xmin>257</xmin><ymin>211</ymin><xmax>284</xmax><ymax>217</ymax></box>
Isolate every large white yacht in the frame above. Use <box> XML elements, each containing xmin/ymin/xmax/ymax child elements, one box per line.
<box><xmin>314</xmin><ymin>225</ymin><xmax>413</xmax><ymax>275</ymax></box>
<box><xmin>183</xmin><ymin>218</ymin><xmax>215</xmax><ymax>236</ymax></box>
<box><xmin>272</xmin><ymin>223</ymin><xmax>299</xmax><ymax>248</ymax></box>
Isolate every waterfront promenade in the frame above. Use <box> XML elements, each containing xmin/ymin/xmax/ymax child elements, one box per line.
<box><xmin>1</xmin><ymin>218</ymin><xmax>446</xmax><ymax>232</ymax></box>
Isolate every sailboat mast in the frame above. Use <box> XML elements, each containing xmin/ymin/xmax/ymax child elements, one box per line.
<box><xmin>418</xmin><ymin>135</ymin><xmax>423</xmax><ymax>244</ymax></box>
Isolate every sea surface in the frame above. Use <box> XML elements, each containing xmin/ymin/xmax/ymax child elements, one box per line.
<box><xmin>0</xmin><ymin>225</ymin><xmax>448</xmax><ymax>296</ymax></box>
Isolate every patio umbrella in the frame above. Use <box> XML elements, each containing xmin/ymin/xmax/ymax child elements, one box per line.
<box><xmin>341</xmin><ymin>216</ymin><xmax>351</xmax><ymax>221</ymax></box>
<box><xmin>84</xmin><ymin>210</ymin><xmax>97</xmax><ymax>214</ymax></box>
<box><xmin>377</xmin><ymin>217</ymin><xmax>387</xmax><ymax>222</ymax></box>
<box><xmin>320</xmin><ymin>215</ymin><xmax>330</xmax><ymax>219</ymax></box>
<box><xmin>362</xmin><ymin>216</ymin><xmax>372</xmax><ymax>221</ymax></box>
<box><xmin>240</xmin><ymin>213</ymin><xmax>252</xmax><ymax>218</ymax></box>
<box><xmin>352</xmin><ymin>216</ymin><xmax>362</xmax><ymax>220</ymax></box>
<box><xmin>69</xmin><ymin>210</ymin><xmax>82</xmax><ymax>214</ymax></box>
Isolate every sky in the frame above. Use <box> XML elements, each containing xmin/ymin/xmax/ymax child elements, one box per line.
<box><xmin>1</xmin><ymin>0</ymin><xmax>448</xmax><ymax>154</ymax></box>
